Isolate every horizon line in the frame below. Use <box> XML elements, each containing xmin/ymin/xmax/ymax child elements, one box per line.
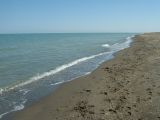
<box><xmin>0</xmin><ymin>32</ymin><xmax>140</xmax><ymax>34</ymax></box>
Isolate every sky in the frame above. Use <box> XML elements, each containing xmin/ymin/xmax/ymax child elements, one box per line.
<box><xmin>0</xmin><ymin>0</ymin><xmax>160</xmax><ymax>33</ymax></box>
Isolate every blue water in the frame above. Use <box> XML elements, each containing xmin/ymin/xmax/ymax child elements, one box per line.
<box><xmin>0</xmin><ymin>33</ymin><xmax>136</xmax><ymax>119</ymax></box>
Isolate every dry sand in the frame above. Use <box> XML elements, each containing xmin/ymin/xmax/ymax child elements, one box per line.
<box><xmin>14</xmin><ymin>33</ymin><xmax>160</xmax><ymax>120</ymax></box>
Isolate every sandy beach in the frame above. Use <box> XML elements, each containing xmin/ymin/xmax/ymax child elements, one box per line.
<box><xmin>13</xmin><ymin>33</ymin><xmax>160</xmax><ymax>120</ymax></box>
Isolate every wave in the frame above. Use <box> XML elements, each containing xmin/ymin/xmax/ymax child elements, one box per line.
<box><xmin>102</xmin><ymin>36</ymin><xmax>133</xmax><ymax>49</ymax></box>
<box><xmin>0</xmin><ymin>101</ymin><xmax>26</xmax><ymax>119</ymax></box>
<box><xmin>102</xmin><ymin>44</ymin><xmax>110</xmax><ymax>48</ymax></box>
<box><xmin>102</xmin><ymin>36</ymin><xmax>133</xmax><ymax>52</ymax></box>
<box><xmin>50</xmin><ymin>81</ymin><xmax>64</xmax><ymax>86</ymax></box>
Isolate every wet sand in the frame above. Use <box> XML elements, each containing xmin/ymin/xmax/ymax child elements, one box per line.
<box><xmin>14</xmin><ymin>33</ymin><xmax>160</xmax><ymax>120</ymax></box>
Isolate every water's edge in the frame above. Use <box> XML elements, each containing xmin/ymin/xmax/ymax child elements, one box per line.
<box><xmin>0</xmin><ymin>34</ymin><xmax>136</xmax><ymax>120</ymax></box>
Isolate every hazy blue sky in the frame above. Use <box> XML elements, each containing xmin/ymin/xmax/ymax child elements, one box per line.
<box><xmin>0</xmin><ymin>0</ymin><xmax>160</xmax><ymax>33</ymax></box>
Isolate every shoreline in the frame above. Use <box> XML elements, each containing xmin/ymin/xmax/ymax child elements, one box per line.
<box><xmin>14</xmin><ymin>33</ymin><xmax>160</xmax><ymax>120</ymax></box>
<box><xmin>0</xmin><ymin>34</ymin><xmax>134</xmax><ymax>120</ymax></box>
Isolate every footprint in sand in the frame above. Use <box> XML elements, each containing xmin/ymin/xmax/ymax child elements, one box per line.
<box><xmin>146</xmin><ymin>88</ymin><xmax>152</xmax><ymax>96</ymax></box>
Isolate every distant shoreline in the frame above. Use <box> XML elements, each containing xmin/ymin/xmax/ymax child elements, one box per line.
<box><xmin>14</xmin><ymin>33</ymin><xmax>160</xmax><ymax>120</ymax></box>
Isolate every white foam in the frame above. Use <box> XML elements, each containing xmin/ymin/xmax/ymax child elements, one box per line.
<box><xmin>19</xmin><ymin>89</ymin><xmax>31</xmax><ymax>95</ymax></box>
<box><xmin>109</xmin><ymin>36</ymin><xmax>133</xmax><ymax>52</ymax></box>
<box><xmin>0</xmin><ymin>104</ymin><xmax>25</xmax><ymax>119</ymax></box>
<box><xmin>102</xmin><ymin>44</ymin><xmax>110</xmax><ymax>48</ymax></box>
<box><xmin>0</xmin><ymin>98</ymin><xmax>27</xmax><ymax>119</ymax></box>
<box><xmin>0</xmin><ymin>111</ymin><xmax>10</xmax><ymax>119</ymax></box>
<box><xmin>14</xmin><ymin>104</ymin><xmax>24</xmax><ymax>111</ymax></box>
<box><xmin>85</xmin><ymin>72</ymin><xmax>91</xmax><ymax>75</ymax></box>
<box><xmin>50</xmin><ymin>81</ymin><xmax>64</xmax><ymax>86</ymax></box>
<box><xmin>0</xmin><ymin>89</ymin><xmax>3</xmax><ymax>95</ymax></box>
<box><xmin>101</xmin><ymin>36</ymin><xmax>133</xmax><ymax>52</ymax></box>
